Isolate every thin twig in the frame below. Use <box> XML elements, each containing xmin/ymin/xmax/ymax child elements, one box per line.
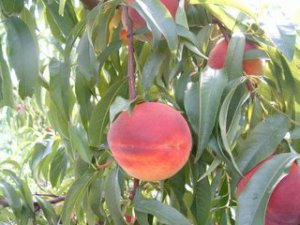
<box><xmin>123</xmin><ymin>6</ymin><xmax>136</xmax><ymax>100</ymax></box>
<box><xmin>129</xmin><ymin>179</ymin><xmax>140</xmax><ymax>201</ymax></box>
<box><xmin>97</xmin><ymin>159</ymin><xmax>114</xmax><ymax>170</ymax></box>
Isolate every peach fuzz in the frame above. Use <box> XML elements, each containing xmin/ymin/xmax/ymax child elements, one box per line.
<box><xmin>121</xmin><ymin>0</ymin><xmax>179</xmax><ymax>40</ymax></box>
<box><xmin>237</xmin><ymin>157</ymin><xmax>300</xmax><ymax>225</ymax></box>
<box><xmin>107</xmin><ymin>102</ymin><xmax>192</xmax><ymax>181</ymax></box>
<box><xmin>208</xmin><ymin>39</ymin><xmax>265</xmax><ymax>76</ymax></box>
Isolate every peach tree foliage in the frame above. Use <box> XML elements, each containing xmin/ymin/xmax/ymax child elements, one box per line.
<box><xmin>0</xmin><ymin>0</ymin><xmax>299</xmax><ymax>225</ymax></box>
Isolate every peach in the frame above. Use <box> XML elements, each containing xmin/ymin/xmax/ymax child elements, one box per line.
<box><xmin>107</xmin><ymin>102</ymin><xmax>192</xmax><ymax>181</ymax></box>
<box><xmin>121</xmin><ymin>0</ymin><xmax>179</xmax><ymax>41</ymax></box>
<box><xmin>208</xmin><ymin>39</ymin><xmax>265</xmax><ymax>76</ymax></box>
<box><xmin>237</xmin><ymin>157</ymin><xmax>300</xmax><ymax>225</ymax></box>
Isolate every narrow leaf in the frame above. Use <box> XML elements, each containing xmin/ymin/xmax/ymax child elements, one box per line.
<box><xmin>104</xmin><ymin>168</ymin><xmax>124</xmax><ymax>225</ymax></box>
<box><xmin>237</xmin><ymin>114</ymin><xmax>290</xmax><ymax>173</ymax></box>
<box><xmin>88</xmin><ymin>79</ymin><xmax>128</xmax><ymax>147</ymax></box>
<box><xmin>134</xmin><ymin>191</ymin><xmax>191</xmax><ymax>225</ymax></box>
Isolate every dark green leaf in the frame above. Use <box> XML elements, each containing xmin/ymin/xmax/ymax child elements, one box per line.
<box><xmin>5</xmin><ymin>17</ymin><xmax>39</xmax><ymax>98</ymax></box>
<box><xmin>134</xmin><ymin>191</ymin><xmax>191</xmax><ymax>225</ymax></box>
<box><xmin>184</xmin><ymin>68</ymin><xmax>227</xmax><ymax>161</ymax></box>
<box><xmin>104</xmin><ymin>168</ymin><xmax>125</xmax><ymax>225</ymax></box>
<box><xmin>237</xmin><ymin>114</ymin><xmax>290</xmax><ymax>173</ymax></box>
<box><xmin>49</xmin><ymin>60</ymin><xmax>71</xmax><ymax>122</ymax></box>
<box><xmin>77</xmin><ymin>32</ymin><xmax>99</xmax><ymax>81</ymax></box>
<box><xmin>224</xmin><ymin>33</ymin><xmax>245</xmax><ymax>80</ymax></box>
<box><xmin>0</xmin><ymin>180</ymin><xmax>22</xmax><ymax>216</ymax></box>
<box><xmin>35</xmin><ymin>196</ymin><xmax>59</xmax><ymax>225</ymax></box>
<box><xmin>142</xmin><ymin>46</ymin><xmax>167</xmax><ymax>89</ymax></box>
<box><xmin>68</xmin><ymin>123</ymin><xmax>91</xmax><ymax>163</ymax></box>
<box><xmin>50</xmin><ymin>147</ymin><xmax>67</xmax><ymax>187</ymax></box>
<box><xmin>87</xmin><ymin>2</ymin><xmax>116</xmax><ymax>55</ymax></box>
<box><xmin>190</xmin><ymin>160</ymin><xmax>211</xmax><ymax>225</ymax></box>
<box><xmin>61</xmin><ymin>172</ymin><xmax>96</xmax><ymax>225</ymax></box>
<box><xmin>88</xmin><ymin>79</ymin><xmax>128</xmax><ymax>147</ymax></box>
<box><xmin>0</xmin><ymin>43</ymin><xmax>13</xmax><ymax>108</ymax></box>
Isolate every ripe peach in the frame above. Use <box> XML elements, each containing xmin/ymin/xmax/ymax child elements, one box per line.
<box><xmin>107</xmin><ymin>102</ymin><xmax>192</xmax><ymax>181</ymax></box>
<box><xmin>208</xmin><ymin>38</ymin><xmax>265</xmax><ymax>76</ymax></box>
<box><xmin>237</xmin><ymin>157</ymin><xmax>300</xmax><ymax>225</ymax></box>
<box><xmin>121</xmin><ymin>0</ymin><xmax>179</xmax><ymax>41</ymax></box>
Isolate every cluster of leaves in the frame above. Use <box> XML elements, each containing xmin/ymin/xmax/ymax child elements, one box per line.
<box><xmin>0</xmin><ymin>0</ymin><xmax>300</xmax><ymax>224</ymax></box>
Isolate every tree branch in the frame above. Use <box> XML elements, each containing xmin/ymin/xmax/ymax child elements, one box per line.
<box><xmin>0</xmin><ymin>195</ymin><xmax>65</xmax><ymax>211</ymax></box>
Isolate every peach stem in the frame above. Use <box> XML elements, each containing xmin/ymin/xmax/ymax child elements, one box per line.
<box><xmin>212</xmin><ymin>18</ymin><xmax>231</xmax><ymax>43</ymax></box>
<box><xmin>123</xmin><ymin>6</ymin><xmax>136</xmax><ymax>100</ymax></box>
<box><xmin>130</xmin><ymin>179</ymin><xmax>140</xmax><ymax>200</ymax></box>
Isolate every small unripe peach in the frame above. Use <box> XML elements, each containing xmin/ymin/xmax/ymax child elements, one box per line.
<box><xmin>208</xmin><ymin>39</ymin><xmax>265</xmax><ymax>76</ymax></box>
<box><xmin>237</xmin><ymin>157</ymin><xmax>300</xmax><ymax>225</ymax></box>
<box><xmin>107</xmin><ymin>102</ymin><xmax>192</xmax><ymax>181</ymax></box>
<box><xmin>121</xmin><ymin>0</ymin><xmax>179</xmax><ymax>41</ymax></box>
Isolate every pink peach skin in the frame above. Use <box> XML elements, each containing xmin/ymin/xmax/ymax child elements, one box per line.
<box><xmin>107</xmin><ymin>102</ymin><xmax>192</xmax><ymax>181</ymax></box>
<box><xmin>208</xmin><ymin>38</ymin><xmax>265</xmax><ymax>76</ymax></box>
<box><xmin>237</xmin><ymin>157</ymin><xmax>300</xmax><ymax>225</ymax></box>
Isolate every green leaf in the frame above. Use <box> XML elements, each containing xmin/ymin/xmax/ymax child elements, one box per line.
<box><xmin>65</xmin><ymin>19</ymin><xmax>86</xmax><ymax>62</ymax></box>
<box><xmin>104</xmin><ymin>168</ymin><xmax>125</xmax><ymax>225</ymax></box>
<box><xmin>77</xmin><ymin>32</ymin><xmax>99</xmax><ymax>81</ymax></box>
<box><xmin>109</xmin><ymin>96</ymin><xmax>132</xmax><ymax>123</ymax></box>
<box><xmin>133</xmin><ymin>0</ymin><xmax>178</xmax><ymax>52</ymax></box>
<box><xmin>184</xmin><ymin>68</ymin><xmax>227</xmax><ymax>161</ymax></box>
<box><xmin>190</xmin><ymin>160</ymin><xmax>211</xmax><ymax>225</ymax></box>
<box><xmin>237</xmin><ymin>114</ymin><xmax>290</xmax><ymax>174</ymax></box>
<box><xmin>86</xmin><ymin>2</ymin><xmax>116</xmax><ymax>55</ymax></box>
<box><xmin>236</xmin><ymin>153</ymin><xmax>299</xmax><ymax>225</ymax></box>
<box><xmin>5</xmin><ymin>17</ymin><xmax>39</xmax><ymax>99</ymax></box>
<box><xmin>135</xmin><ymin>211</ymin><xmax>150</xmax><ymax>225</ymax></box>
<box><xmin>43</xmin><ymin>0</ymin><xmax>77</xmax><ymax>42</ymax></box>
<box><xmin>0</xmin><ymin>180</ymin><xmax>22</xmax><ymax>216</ymax></box>
<box><xmin>88</xmin><ymin>79</ymin><xmax>128</xmax><ymax>147</ymax></box>
<box><xmin>0</xmin><ymin>0</ymin><xmax>24</xmax><ymax>16</ymax></box>
<box><xmin>50</xmin><ymin>147</ymin><xmax>67</xmax><ymax>187</ymax></box>
<box><xmin>0</xmin><ymin>42</ymin><xmax>14</xmax><ymax>108</ymax></box>
<box><xmin>224</xmin><ymin>33</ymin><xmax>245</xmax><ymax>80</ymax></box>
<box><xmin>61</xmin><ymin>172</ymin><xmax>96</xmax><ymax>225</ymax></box>
<box><xmin>219</xmin><ymin>78</ymin><xmax>248</xmax><ymax>151</ymax></box>
<box><xmin>35</xmin><ymin>196</ymin><xmax>59</xmax><ymax>225</ymax></box>
<box><xmin>134</xmin><ymin>190</ymin><xmax>191</xmax><ymax>225</ymax></box>
<box><xmin>68</xmin><ymin>123</ymin><xmax>91</xmax><ymax>163</ymax></box>
<box><xmin>142</xmin><ymin>45</ymin><xmax>167</xmax><ymax>89</ymax></box>
<box><xmin>189</xmin><ymin>0</ymin><xmax>256</xmax><ymax>20</ymax></box>
<box><xmin>49</xmin><ymin>60</ymin><xmax>70</xmax><ymax>122</ymax></box>
<box><xmin>88</xmin><ymin>177</ymin><xmax>105</xmax><ymax>218</ymax></box>
<box><xmin>75</xmin><ymin>70</ymin><xmax>93</xmax><ymax>130</ymax></box>
<box><xmin>2</xmin><ymin>170</ymin><xmax>34</xmax><ymax>212</ymax></box>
